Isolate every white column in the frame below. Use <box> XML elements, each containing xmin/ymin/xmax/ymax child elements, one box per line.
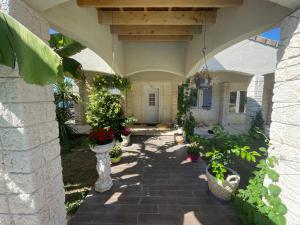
<box><xmin>219</xmin><ymin>82</ymin><xmax>230</xmax><ymax>126</ymax></box>
<box><xmin>269</xmin><ymin>10</ymin><xmax>300</xmax><ymax>225</ymax></box>
<box><xmin>0</xmin><ymin>1</ymin><xmax>67</xmax><ymax>225</ymax></box>
<box><xmin>245</xmin><ymin>75</ymin><xmax>265</xmax><ymax>129</ymax></box>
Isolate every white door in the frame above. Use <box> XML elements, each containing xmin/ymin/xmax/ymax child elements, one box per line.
<box><xmin>145</xmin><ymin>86</ymin><xmax>159</xmax><ymax>124</ymax></box>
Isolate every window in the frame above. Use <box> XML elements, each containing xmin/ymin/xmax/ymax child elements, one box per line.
<box><xmin>229</xmin><ymin>91</ymin><xmax>247</xmax><ymax>113</ymax></box>
<box><xmin>202</xmin><ymin>87</ymin><xmax>212</xmax><ymax>110</ymax></box>
<box><xmin>149</xmin><ymin>93</ymin><xmax>156</xmax><ymax>106</ymax></box>
<box><xmin>189</xmin><ymin>87</ymin><xmax>212</xmax><ymax>110</ymax></box>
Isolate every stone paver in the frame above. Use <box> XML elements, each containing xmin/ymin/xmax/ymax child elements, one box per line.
<box><xmin>69</xmin><ymin>136</ymin><xmax>240</xmax><ymax>225</ymax></box>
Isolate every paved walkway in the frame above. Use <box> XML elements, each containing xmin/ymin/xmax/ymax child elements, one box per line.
<box><xmin>70</xmin><ymin>136</ymin><xmax>240</xmax><ymax>225</ymax></box>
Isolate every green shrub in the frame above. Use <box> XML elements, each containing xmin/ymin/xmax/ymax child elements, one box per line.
<box><xmin>187</xmin><ymin>144</ymin><xmax>201</xmax><ymax>156</ymax></box>
<box><xmin>249</xmin><ymin>111</ymin><xmax>266</xmax><ymax>140</ymax></box>
<box><xmin>110</xmin><ymin>143</ymin><xmax>122</xmax><ymax>158</ymax></box>
<box><xmin>233</xmin><ymin>156</ymin><xmax>287</xmax><ymax>225</ymax></box>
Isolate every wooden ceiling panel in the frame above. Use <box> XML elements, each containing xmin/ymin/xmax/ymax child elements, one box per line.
<box><xmin>78</xmin><ymin>0</ymin><xmax>243</xmax><ymax>8</ymax></box>
<box><xmin>111</xmin><ymin>25</ymin><xmax>202</xmax><ymax>35</ymax></box>
<box><xmin>98</xmin><ymin>10</ymin><xmax>216</xmax><ymax>25</ymax></box>
<box><xmin>119</xmin><ymin>35</ymin><xmax>193</xmax><ymax>42</ymax></box>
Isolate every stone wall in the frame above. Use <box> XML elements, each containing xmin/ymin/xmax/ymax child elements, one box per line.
<box><xmin>269</xmin><ymin>9</ymin><xmax>300</xmax><ymax>224</ymax></box>
<box><xmin>0</xmin><ymin>1</ymin><xmax>67</xmax><ymax>225</ymax></box>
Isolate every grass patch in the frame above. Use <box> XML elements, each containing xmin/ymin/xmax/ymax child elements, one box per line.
<box><xmin>61</xmin><ymin>138</ymin><xmax>97</xmax><ymax>215</ymax></box>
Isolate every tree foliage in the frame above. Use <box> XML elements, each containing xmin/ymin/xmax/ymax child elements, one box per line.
<box><xmin>49</xmin><ymin>33</ymin><xmax>86</xmax><ymax>80</ymax></box>
<box><xmin>0</xmin><ymin>11</ymin><xmax>62</xmax><ymax>85</ymax></box>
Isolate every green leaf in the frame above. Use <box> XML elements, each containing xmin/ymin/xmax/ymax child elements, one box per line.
<box><xmin>269</xmin><ymin>184</ymin><xmax>281</xmax><ymax>197</ymax></box>
<box><xmin>0</xmin><ymin>12</ymin><xmax>62</xmax><ymax>85</ymax></box>
<box><xmin>267</xmin><ymin>169</ymin><xmax>280</xmax><ymax>182</ymax></box>
<box><xmin>62</xmin><ymin>57</ymin><xmax>83</xmax><ymax>79</ymax></box>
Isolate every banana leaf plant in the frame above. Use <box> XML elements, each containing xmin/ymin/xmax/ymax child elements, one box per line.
<box><xmin>0</xmin><ymin>11</ymin><xmax>62</xmax><ymax>85</ymax></box>
<box><xmin>49</xmin><ymin>33</ymin><xmax>86</xmax><ymax>80</ymax></box>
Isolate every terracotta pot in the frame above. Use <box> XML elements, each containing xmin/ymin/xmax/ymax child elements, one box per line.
<box><xmin>111</xmin><ymin>156</ymin><xmax>121</xmax><ymax>164</ymax></box>
<box><xmin>206</xmin><ymin>166</ymin><xmax>240</xmax><ymax>201</ymax></box>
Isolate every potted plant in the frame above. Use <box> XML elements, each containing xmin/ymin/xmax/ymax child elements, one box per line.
<box><xmin>187</xmin><ymin>144</ymin><xmax>200</xmax><ymax>162</ymax></box>
<box><xmin>174</xmin><ymin>127</ymin><xmax>185</xmax><ymax>144</ymax></box>
<box><xmin>86</xmin><ymin>79</ymin><xmax>124</xmax><ymax>192</ymax></box>
<box><xmin>121</xmin><ymin>127</ymin><xmax>132</xmax><ymax>147</ymax></box>
<box><xmin>206</xmin><ymin>146</ymin><xmax>261</xmax><ymax>201</ymax></box>
<box><xmin>110</xmin><ymin>143</ymin><xmax>122</xmax><ymax>164</ymax></box>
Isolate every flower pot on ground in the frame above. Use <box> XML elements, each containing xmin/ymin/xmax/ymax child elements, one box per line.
<box><xmin>121</xmin><ymin>127</ymin><xmax>132</xmax><ymax>147</ymax></box>
<box><xmin>206</xmin><ymin>165</ymin><xmax>240</xmax><ymax>201</ymax></box>
<box><xmin>110</xmin><ymin>143</ymin><xmax>122</xmax><ymax>164</ymax></box>
<box><xmin>205</xmin><ymin>146</ymin><xmax>261</xmax><ymax>201</ymax></box>
<box><xmin>187</xmin><ymin>144</ymin><xmax>200</xmax><ymax>162</ymax></box>
<box><xmin>174</xmin><ymin>133</ymin><xmax>185</xmax><ymax>144</ymax></box>
<box><xmin>88</xmin><ymin>128</ymin><xmax>115</xmax><ymax>192</ymax></box>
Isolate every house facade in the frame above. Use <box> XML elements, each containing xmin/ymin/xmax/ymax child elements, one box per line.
<box><xmin>74</xmin><ymin>36</ymin><xmax>277</xmax><ymax>129</ymax></box>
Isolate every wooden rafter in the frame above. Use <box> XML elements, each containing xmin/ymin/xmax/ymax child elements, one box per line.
<box><xmin>111</xmin><ymin>25</ymin><xmax>202</xmax><ymax>35</ymax></box>
<box><xmin>118</xmin><ymin>35</ymin><xmax>193</xmax><ymax>42</ymax></box>
<box><xmin>98</xmin><ymin>10</ymin><xmax>216</xmax><ymax>25</ymax></box>
<box><xmin>77</xmin><ymin>0</ymin><xmax>243</xmax><ymax>8</ymax></box>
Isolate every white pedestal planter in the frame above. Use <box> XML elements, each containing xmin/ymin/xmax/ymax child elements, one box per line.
<box><xmin>90</xmin><ymin>141</ymin><xmax>115</xmax><ymax>192</ymax></box>
<box><xmin>121</xmin><ymin>134</ymin><xmax>131</xmax><ymax>147</ymax></box>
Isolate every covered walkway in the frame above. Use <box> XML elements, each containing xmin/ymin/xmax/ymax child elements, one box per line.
<box><xmin>69</xmin><ymin>136</ymin><xmax>240</xmax><ymax>225</ymax></box>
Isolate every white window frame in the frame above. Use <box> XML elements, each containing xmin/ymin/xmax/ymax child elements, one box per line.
<box><xmin>230</xmin><ymin>90</ymin><xmax>246</xmax><ymax>114</ymax></box>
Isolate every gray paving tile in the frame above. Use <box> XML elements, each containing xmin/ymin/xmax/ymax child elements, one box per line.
<box><xmin>69</xmin><ymin>136</ymin><xmax>241</xmax><ymax>225</ymax></box>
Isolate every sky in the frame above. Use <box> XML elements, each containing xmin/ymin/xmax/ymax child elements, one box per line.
<box><xmin>261</xmin><ymin>28</ymin><xmax>281</xmax><ymax>41</ymax></box>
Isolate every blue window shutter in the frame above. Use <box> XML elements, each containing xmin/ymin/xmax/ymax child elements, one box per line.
<box><xmin>203</xmin><ymin>87</ymin><xmax>212</xmax><ymax>110</ymax></box>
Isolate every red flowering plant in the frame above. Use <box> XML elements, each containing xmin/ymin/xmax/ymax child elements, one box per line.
<box><xmin>121</xmin><ymin>127</ymin><xmax>131</xmax><ymax>137</ymax></box>
<box><xmin>88</xmin><ymin>128</ymin><xmax>115</xmax><ymax>145</ymax></box>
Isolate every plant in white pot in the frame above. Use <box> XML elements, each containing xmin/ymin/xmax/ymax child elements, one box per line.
<box><xmin>86</xmin><ymin>76</ymin><xmax>124</xmax><ymax>192</ymax></box>
<box><xmin>206</xmin><ymin>146</ymin><xmax>261</xmax><ymax>201</ymax></box>
<box><xmin>121</xmin><ymin>127</ymin><xmax>132</xmax><ymax>147</ymax></box>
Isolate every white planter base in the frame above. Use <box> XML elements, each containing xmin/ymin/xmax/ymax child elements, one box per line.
<box><xmin>90</xmin><ymin>141</ymin><xmax>114</xmax><ymax>193</ymax></box>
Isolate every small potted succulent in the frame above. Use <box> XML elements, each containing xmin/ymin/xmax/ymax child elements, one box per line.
<box><xmin>110</xmin><ymin>143</ymin><xmax>122</xmax><ymax>164</ymax></box>
<box><xmin>121</xmin><ymin>127</ymin><xmax>132</xmax><ymax>147</ymax></box>
<box><xmin>187</xmin><ymin>144</ymin><xmax>200</xmax><ymax>162</ymax></box>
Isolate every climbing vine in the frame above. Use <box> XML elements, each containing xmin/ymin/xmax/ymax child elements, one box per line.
<box><xmin>176</xmin><ymin>79</ymin><xmax>196</xmax><ymax>139</ymax></box>
<box><xmin>92</xmin><ymin>73</ymin><xmax>131</xmax><ymax>92</ymax></box>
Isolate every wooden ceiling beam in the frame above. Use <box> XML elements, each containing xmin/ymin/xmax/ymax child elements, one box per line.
<box><xmin>78</xmin><ymin>0</ymin><xmax>243</xmax><ymax>8</ymax></box>
<box><xmin>98</xmin><ymin>10</ymin><xmax>216</xmax><ymax>25</ymax></box>
<box><xmin>111</xmin><ymin>25</ymin><xmax>202</xmax><ymax>35</ymax></box>
<box><xmin>118</xmin><ymin>35</ymin><xmax>193</xmax><ymax>42</ymax></box>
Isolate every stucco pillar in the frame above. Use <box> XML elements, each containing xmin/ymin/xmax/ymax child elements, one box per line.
<box><xmin>219</xmin><ymin>82</ymin><xmax>230</xmax><ymax>126</ymax></box>
<box><xmin>268</xmin><ymin>10</ymin><xmax>300</xmax><ymax>225</ymax></box>
<box><xmin>74</xmin><ymin>79</ymin><xmax>88</xmax><ymax>125</ymax></box>
<box><xmin>245</xmin><ymin>75</ymin><xmax>265</xmax><ymax>129</ymax></box>
<box><xmin>0</xmin><ymin>1</ymin><xmax>67</xmax><ymax>225</ymax></box>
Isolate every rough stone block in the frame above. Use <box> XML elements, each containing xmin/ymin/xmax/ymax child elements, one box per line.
<box><xmin>8</xmin><ymin>187</ymin><xmax>46</xmax><ymax>214</ymax></box>
<box><xmin>275</xmin><ymin>64</ymin><xmax>300</xmax><ymax>82</ymax></box>
<box><xmin>6</xmin><ymin>168</ymin><xmax>45</xmax><ymax>194</ymax></box>
<box><xmin>273</xmin><ymin>80</ymin><xmax>300</xmax><ymax>103</ymax></box>
<box><xmin>271</xmin><ymin>103</ymin><xmax>300</xmax><ymax>126</ymax></box>
<box><xmin>3</xmin><ymin>147</ymin><xmax>43</xmax><ymax>173</ymax></box>
<box><xmin>0</xmin><ymin>126</ymin><xmax>41</xmax><ymax>151</ymax></box>
<box><xmin>0</xmin><ymin>195</ymin><xmax>9</xmax><ymax>213</ymax></box>
<box><xmin>0</xmin><ymin>214</ymin><xmax>12</xmax><ymax>225</ymax></box>
<box><xmin>269</xmin><ymin>122</ymin><xmax>300</xmax><ymax>150</ymax></box>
